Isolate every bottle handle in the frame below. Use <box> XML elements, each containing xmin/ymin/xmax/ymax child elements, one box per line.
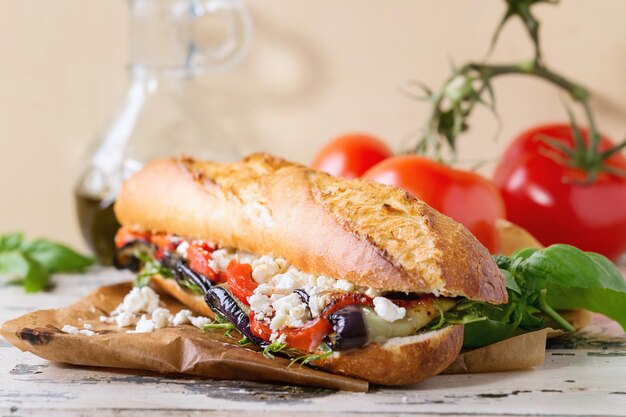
<box><xmin>189</xmin><ymin>0</ymin><xmax>253</xmax><ymax>73</ymax></box>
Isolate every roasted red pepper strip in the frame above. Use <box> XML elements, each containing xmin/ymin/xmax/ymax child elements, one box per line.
<box><xmin>249</xmin><ymin>292</ymin><xmax>374</xmax><ymax>352</ymax></box>
<box><xmin>150</xmin><ymin>232</ymin><xmax>182</xmax><ymax>258</ymax></box>
<box><xmin>249</xmin><ymin>315</ymin><xmax>333</xmax><ymax>352</ymax></box>
<box><xmin>387</xmin><ymin>293</ymin><xmax>435</xmax><ymax>309</ymax></box>
<box><xmin>187</xmin><ymin>241</ymin><xmax>221</xmax><ymax>283</ymax></box>
<box><xmin>114</xmin><ymin>227</ymin><xmax>151</xmax><ymax>249</ymax></box>
<box><xmin>225</xmin><ymin>260</ymin><xmax>258</xmax><ymax>305</ymax></box>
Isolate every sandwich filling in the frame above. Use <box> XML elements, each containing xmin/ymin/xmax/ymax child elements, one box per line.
<box><xmin>114</xmin><ymin>227</ymin><xmax>456</xmax><ymax>354</ymax></box>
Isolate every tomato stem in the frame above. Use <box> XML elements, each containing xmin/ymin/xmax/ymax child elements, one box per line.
<box><xmin>410</xmin><ymin>0</ymin><xmax>626</xmax><ymax>179</ymax></box>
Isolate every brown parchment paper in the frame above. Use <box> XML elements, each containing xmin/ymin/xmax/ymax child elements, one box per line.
<box><xmin>0</xmin><ymin>221</ymin><xmax>557</xmax><ymax>390</ymax></box>
<box><xmin>0</xmin><ymin>282</ymin><xmax>368</xmax><ymax>392</ymax></box>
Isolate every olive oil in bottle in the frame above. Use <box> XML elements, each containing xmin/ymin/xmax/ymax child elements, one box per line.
<box><xmin>75</xmin><ymin>192</ymin><xmax>120</xmax><ymax>266</ymax></box>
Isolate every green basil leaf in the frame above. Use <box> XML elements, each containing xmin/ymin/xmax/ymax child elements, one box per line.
<box><xmin>23</xmin><ymin>239</ymin><xmax>94</xmax><ymax>273</ymax></box>
<box><xmin>23</xmin><ymin>257</ymin><xmax>49</xmax><ymax>293</ymax></box>
<box><xmin>0</xmin><ymin>232</ymin><xmax>23</xmax><ymax>252</ymax></box>
<box><xmin>0</xmin><ymin>251</ymin><xmax>49</xmax><ymax>292</ymax></box>
<box><xmin>502</xmin><ymin>270</ymin><xmax>521</xmax><ymax>294</ymax></box>
<box><xmin>520</xmin><ymin>244</ymin><xmax>626</xmax><ymax>331</ymax></box>
<box><xmin>512</xmin><ymin>247</ymin><xmax>539</xmax><ymax>262</ymax></box>
<box><xmin>523</xmin><ymin>244</ymin><xmax>626</xmax><ymax>292</ymax></box>
<box><xmin>547</xmin><ymin>286</ymin><xmax>626</xmax><ymax>331</ymax></box>
<box><xmin>0</xmin><ymin>251</ymin><xmax>30</xmax><ymax>278</ymax></box>
<box><xmin>462</xmin><ymin>319</ymin><xmax>522</xmax><ymax>349</ymax></box>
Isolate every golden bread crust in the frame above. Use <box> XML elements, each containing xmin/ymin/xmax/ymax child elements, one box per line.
<box><xmin>114</xmin><ymin>153</ymin><xmax>506</xmax><ymax>303</ymax></box>
<box><xmin>316</xmin><ymin>325</ymin><xmax>463</xmax><ymax>385</ymax></box>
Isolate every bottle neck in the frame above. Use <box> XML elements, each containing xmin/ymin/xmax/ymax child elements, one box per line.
<box><xmin>129</xmin><ymin>0</ymin><xmax>193</xmax><ymax>72</ymax></box>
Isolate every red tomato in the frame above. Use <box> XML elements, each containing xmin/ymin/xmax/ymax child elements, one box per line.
<box><xmin>312</xmin><ymin>133</ymin><xmax>393</xmax><ymax>179</ymax></box>
<box><xmin>493</xmin><ymin>124</ymin><xmax>626</xmax><ymax>260</ymax></box>
<box><xmin>363</xmin><ymin>155</ymin><xmax>505</xmax><ymax>253</ymax></box>
<box><xmin>187</xmin><ymin>241</ymin><xmax>221</xmax><ymax>282</ymax></box>
<box><xmin>225</xmin><ymin>260</ymin><xmax>258</xmax><ymax>305</ymax></box>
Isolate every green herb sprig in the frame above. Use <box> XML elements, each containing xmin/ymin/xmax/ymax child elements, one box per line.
<box><xmin>0</xmin><ymin>232</ymin><xmax>94</xmax><ymax>292</ymax></box>
<box><xmin>262</xmin><ymin>340</ymin><xmax>288</xmax><ymax>359</ymax></box>
<box><xmin>133</xmin><ymin>250</ymin><xmax>172</xmax><ymax>288</ymax></box>
<box><xmin>289</xmin><ymin>343</ymin><xmax>334</xmax><ymax>367</ymax></box>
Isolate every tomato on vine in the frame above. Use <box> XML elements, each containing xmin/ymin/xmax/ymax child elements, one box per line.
<box><xmin>494</xmin><ymin>123</ymin><xmax>626</xmax><ymax>260</ymax></box>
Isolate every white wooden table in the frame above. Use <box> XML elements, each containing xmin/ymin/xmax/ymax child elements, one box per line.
<box><xmin>1</xmin><ymin>268</ymin><xmax>626</xmax><ymax>417</ymax></box>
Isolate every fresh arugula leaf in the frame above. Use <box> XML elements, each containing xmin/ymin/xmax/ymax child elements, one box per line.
<box><xmin>263</xmin><ymin>340</ymin><xmax>288</xmax><ymax>359</ymax></box>
<box><xmin>237</xmin><ymin>337</ymin><xmax>251</xmax><ymax>346</ymax></box>
<box><xmin>23</xmin><ymin>239</ymin><xmax>94</xmax><ymax>273</ymax></box>
<box><xmin>288</xmin><ymin>343</ymin><xmax>333</xmax><ymax>367</ymax></box>
<box><xmin>0</xmin><ymin>232</ymin><xmax>23</xmax><ymax>252</ymax></box>
<box><xmin>463</xmin><ymin>319</ymin><xmax>522</xmax><ymax>349</ymax></box>
<box><xmin>202</xmin><ymin>322</ymin><xmax>236</xmax><ymax>330</ymax></box>
<box><xmin>133</xmin><ymin>249</ymin><xmax>172</xmax><ymax>288</ymax></box>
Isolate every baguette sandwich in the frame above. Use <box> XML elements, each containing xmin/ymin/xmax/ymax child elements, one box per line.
<box><xmin>112</xmin><ymin>153</ymin><xmax>507</xmax><ymax>385</ymax></box>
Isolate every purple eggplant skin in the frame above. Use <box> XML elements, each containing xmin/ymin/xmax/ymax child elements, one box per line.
<box><xmin>176</xmin><ymin>262</ymin><xmax>213</xmax><ymax>294</ymax></box>
<box><xmin>113</xmin><ymin>240</ymin><xmax>155</xmax><ymax>272</ymax></box>
<box><xmin>204</xmin><ymin>286</ymin><xmax>269</xmax><ymax>348</ymax></box>
<box><xmin>327</xmin><ymin>305</ymin><xmax>369</xmax><ymax>351</ymax></box>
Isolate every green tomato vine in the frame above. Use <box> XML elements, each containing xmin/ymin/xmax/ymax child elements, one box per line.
<box><xmin>409</xmin><ymin>0</ymin><xmax>625</xmax><ymax>182</ymax></box>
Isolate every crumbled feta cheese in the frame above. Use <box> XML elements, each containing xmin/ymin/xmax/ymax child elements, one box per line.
<box><xmin>316</xmin><ymin>275</ymin><xmax>336</xmax><ymax>291</ymax></box>
<box><xmin>365</xmin><ymin>287</ymin><xmax>381</xmax><ymax>298</ymax></box>
<box><xmin>334</xmin><ymin>279</ymin><xmax>355</xmax><ymax>292</ymax></box>
<box><xmin>373</xmin><ymin>297</ymin><xmax>406</xmax><ymax>322</ymax></box>
<box><xmin>248</xmin><ymin>293</ymin><xmax>273</xmax><ymax>320</ymax></box>
<box><xmin>270</xmin><ymin>309</ymin><xmax>288</xmax><ymax>331</ymax></box>
<box><xmin>273</xmin><ymin>270</ymin><xmax>298</xmax><ymax>292</ymax></box>
<box><xmin>176</xmin><ymin>241</ymin><xmax>189</xmax><ymax>256</ymax></box>
<box><xmin>172</xmin><ymin>309</ymin><xmax>193</xmax><ymax>326</ymax></box>
<box><xmin>134</xmin><ymin>315</ymin><xmax>156</xmax><ymax>333</ymax></box>
<box><xmin>83</xmin><ymin>323</ymin><xmax>93</xmax><ymax>330</ymax></box>
<box><xmin>308</xmin><ymin>294</ymin><xmax>331</xmax><ymax>318</ymax></box>
<box><xmin>121</xmin><ymin>286</ymin><xmax>160</xmax><ymax>314</ymax></box>
<box><xmin>255</xmin><ymin>283</ymin><xmax>274</xmax><ymax>295</ymax></box>
<box><xmin>270</xmin><ymin>293</ymin><xmax>309</xmax><ymax>331</ymax></box>
<box><xmin>270</xmin><ymin>333</ymin><xmax>287</xmax><ymax>344</ymax></box>
<box><xmin>236</xmin><ymin>251</ymin><xmax>258</xmax><ymax>265</ymax></box>
<box><xmin>210</xmin><ymin>248</ymin><xmax>236</xmax><ymax>272</ymax></box>
<box><xmin>115</xmin><ymin>311</ymin><xmax>137</xmax><ymax>328</ymax></box>
<box><xmin>152</xmin><ymin>307</ymin><xmax>173</xmax><ymax>329</ymax></box>
<box><xmin>62</xmin><ymin>324</ymin><xmax>95</xmax><ymax>336</ymax></box>
<box><xmin>142</xmin><ymin>287</ymin><xmax>161</xmax><ymax>313</ymax></box>
<box><xmin>251</xmin><ymin>255</ymin><xmax>288</xmax><ymax>283</ymax></box>
<box><xmin>121</xmin><ymin>287</ymin><xmax>145</xmax><ymax>314</ymax></box>
<box><xmin>190</xmin><ymin>316</ymin><xmax>211</xmax><ymax>329</ymax></box>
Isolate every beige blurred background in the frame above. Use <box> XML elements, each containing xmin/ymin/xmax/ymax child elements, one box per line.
<box><xmin>1</xmin><ymin>0</ymin><xmax>625</xmax><ymax>252</ymax></box>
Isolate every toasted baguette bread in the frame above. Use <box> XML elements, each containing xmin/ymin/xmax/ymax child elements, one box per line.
<box><xmin>115</xmin><ymin>153</ymin><xmax>505</xmax><ymax>385</ymax></box>
<box><xmin>152</xmin><ymin>275</ymin><xmax>463</xmax><ymax>384</ymax></box>
<box><xmin>115</xmin><ymin>154</ymin><xmax>506</xmax><ymax>303</ymax></box>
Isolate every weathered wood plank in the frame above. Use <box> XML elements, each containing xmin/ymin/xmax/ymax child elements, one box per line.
<box><xmin>1</xmin><ymin>269</ymin><xmax>626</xmax><ymax>417</ymax></box>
